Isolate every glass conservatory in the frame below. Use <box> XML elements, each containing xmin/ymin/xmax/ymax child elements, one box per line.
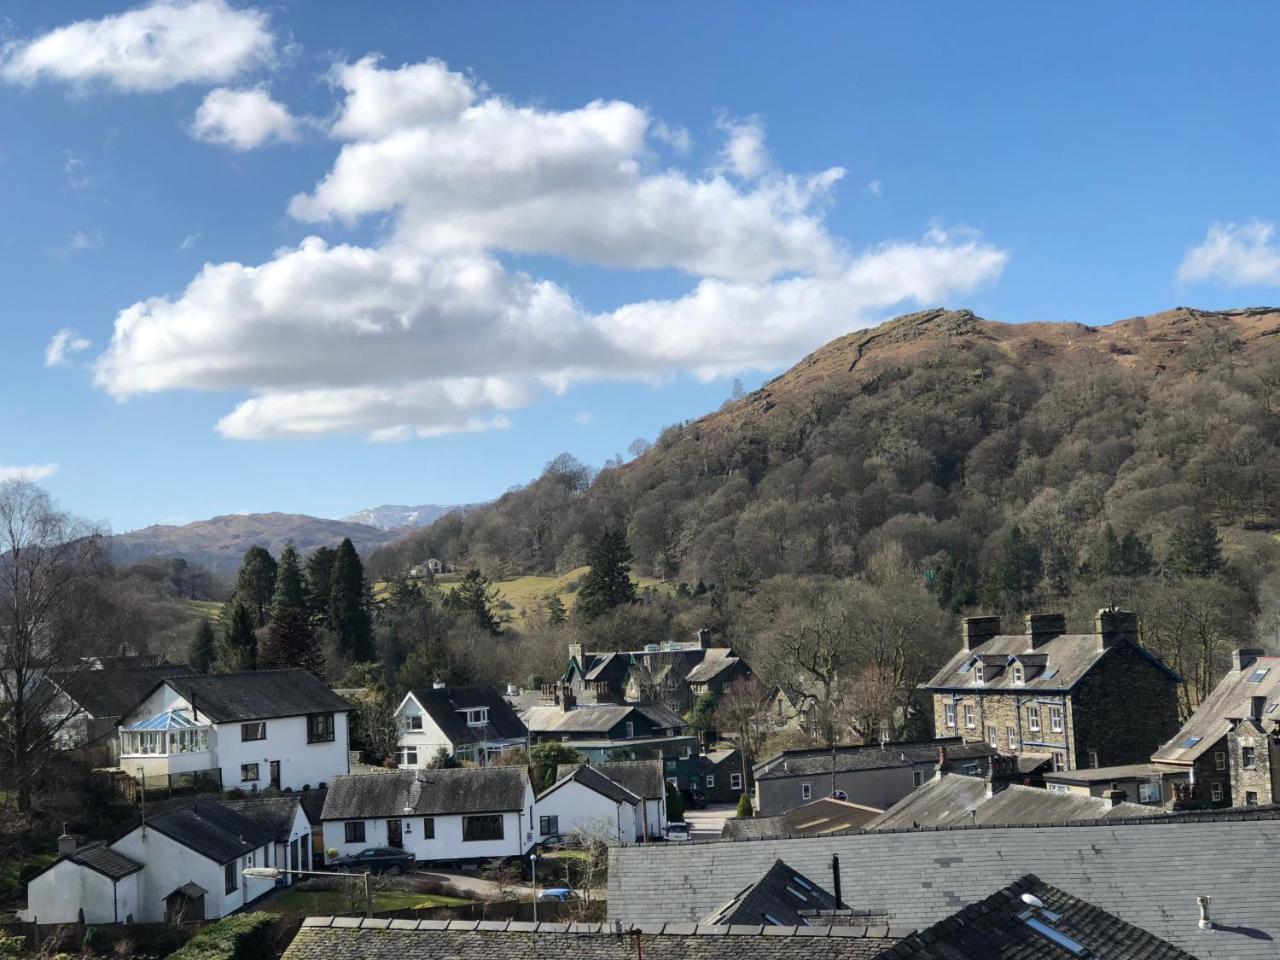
<box><xmin>120</xmin><ymin>709</ymin><xmax>210</xmax><ymax>757</ymax></box>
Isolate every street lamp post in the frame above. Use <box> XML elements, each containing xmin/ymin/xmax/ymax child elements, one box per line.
<box><xmin>530</xmin><ymin>853</ymin><xmax>538</xmax><ymax>922</ymax></box>
<box><xmin>243</xmin><ymin>866</ymin><xmax>373</xmax><ymax>917</ymax></box>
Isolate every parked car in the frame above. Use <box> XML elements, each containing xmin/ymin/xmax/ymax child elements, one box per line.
<box><xmin>538</xmin><ymin>833</ymin><xmax>580</xmax><ymax>851</ymax></box>
<box><xmin>538</xmin><ymin>887</ymin><xmax>581</xmax><ymax>902</ymax></box>
<box><xmin>664</xmin><ymin>822</ymin><xmax>691</xmax><ymax>842</ymax></box>
<box><xmin>682</xmin><ymin>789</ymin><xmax>709</xmax><ymax>810</ymax></box>
<box><xmin>329</xmin><ymin>847</ymin><xmax>416</xmax><ymax>875</ymax></box>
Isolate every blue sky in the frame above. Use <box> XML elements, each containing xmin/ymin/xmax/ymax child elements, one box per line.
<box><xmin>3</xmin><ymin>2</ymin><xmax>1279</xmax><ymax>533</ymax></box>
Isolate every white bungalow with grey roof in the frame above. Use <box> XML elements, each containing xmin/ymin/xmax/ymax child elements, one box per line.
<box><xmin>394</xmin><ymin>684</ymin><xmax>528</xmax><ymax>767</ymax></box>
<box><xmin>116</xmin><ymin>668</ymin><xmax>351</xmax><ymax>792</ymax></box>
<box><xmin>554</xmin><ymin>760</ymin><xmax>669</xmax><ymax>840</ymax></box>
<box><xmin>535</xmin><ymin>765</ymin><xmax>645</xmax><ymax>845</ymax></box>
<box><xmin>23</xmin><ymin>797</ymin><xmax>305</xmax><ymax>924</ymax></box>
<box><xmin>320</xmin><ymin>767</ymin><xmax>536</xmax><ymax>865</ymax></box>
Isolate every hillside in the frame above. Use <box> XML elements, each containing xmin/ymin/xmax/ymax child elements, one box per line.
<box><xmin>369</xmin><ymin>305</ymin><xmax>1280</xmax><ymax>595</ymax></box>
<box><xmin>342</xmin><ymin>503</ymin><xmax>476</xmax><ymax>531</ymax></box>
<box><xmin>109</xmin><ymin>512</ymin><xmax>401</xmax><ymax>577</ymax></box>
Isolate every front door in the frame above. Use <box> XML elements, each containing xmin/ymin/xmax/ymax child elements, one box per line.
<box><xmin>387</xmin><ymin>819</ymin><xmax>403</xmax><ymax>849</ymax></box>
<box><xmin>290</xmin><ymin>838</ymin><xmax>300</xmax><ymax>873</ymax></box>
<box><xmin>269</xmin><ymin>761</ymin><xmax>281</xmax><ymax>790</ymax></box>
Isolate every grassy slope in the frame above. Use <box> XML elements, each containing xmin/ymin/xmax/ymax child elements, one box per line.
<box><xmin>182</xmin><ymin>599</ymin><xmax>224</xmax><ymax>623</ymax></box>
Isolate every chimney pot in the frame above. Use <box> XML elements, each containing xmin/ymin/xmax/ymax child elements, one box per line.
<box><xmin>961</xmin><ymin>616</ymin><xmax>1001</xmax><ymax>650</ymax></box>
<box><xmin>1024</xmin><ymin>613</ymin><xmax>1066</xmax><ymax>649</ymax></box>
<box><xmin>1233</xmin><ymin>648</ymin><xmax>1265</xmax><ymax>673</ymax></box>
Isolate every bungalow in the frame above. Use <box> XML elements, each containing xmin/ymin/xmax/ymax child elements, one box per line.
<box><xmin>395</xmin><ymin>684</ymin><xmax>527</xmax><ymax>767</ymax></box>
<box><xmin>23</xmin><ymin>797</ymin><xmax>306</xmax><ymax>924</ymax></box>
<box><xmin>320</xmin><ymin>767</ymin><xmax>536</xmax><ymax>866</ymax></box>
<box><xmin>555</xmin><ymin>760</ymin><xmax>668</xmax><ymax>840</ymax></box>
<box><xmin>116</xmin><ymin>669</ymin><xmax>352</xmax><ymax>792</ymax></box>
<box><xmin>521</xmin><ymin>688</ymin><xmax>696</xmax><ymax>761</ymax></box>
<box><xmin>534</xmin><ymin>765</ymin><xmax>644</xmax><ymax>845</ymax></box>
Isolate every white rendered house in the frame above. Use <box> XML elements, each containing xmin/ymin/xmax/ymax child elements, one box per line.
<box><xmin>534</xmin><ymin>765</ymin><xmax>643</xmax><ymax>845</ymax></box>
<box><xmin>554</xmin><ymin>760</ymin><xmax>669</xmax><ymax>840</ymax></box>
<box><xmin>23</xmin><ymin>798</ymin><xmax>309</xmax><ymax>924</ymax></box>
<box><xmin>321</xmin><ymin>767</ymin><xmax>536</xmax><ymax>865</ymax></box>
<box><xmin>395</xmin><ymin>684</ymin><xmax>527</xmax><ymax>767</ymax></box>
<box><xmin>116</xmin><ymin>669</ymin><xmax>351</xmax><ymax>792</ymax></box>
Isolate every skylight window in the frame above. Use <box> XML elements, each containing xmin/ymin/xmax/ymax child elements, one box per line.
<box><xmin>792</xmin><ymin>876</ymin><xmax>814</xmax><ymax>891</ymax></box>
<box><xmin>1183</xmin><ymin>736</ymin><xmax>1202</xmax><ymax>748</ymax></box>
<box><xmin>786</xmin><ymin>885</ymin><xmax>808</xmax><ymax>901</ymax></box>
<box><xmin>1248</xmin><ymin>667</ymin><xmax>1270</xmax><ymax>683</ymax></box>
<box><xmin>1021</xmin><ymin>914</ymin><xmax>1088</xmax><ymax>957</ymax></box>
<box><xmin>763</xmin><ymin>914</ymin><xmax>784</xmax><ymax>926</ymax></box>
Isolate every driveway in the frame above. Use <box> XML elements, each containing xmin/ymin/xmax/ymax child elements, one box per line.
<box><xmin>416</xmin><ymin>868</ymin><xmax>533</xmax><ymax>899</ymax></box>
<box><xmin>684</xmin><ymin>803</ymin><xmax>737</xmax><ymax>840</ymax></box>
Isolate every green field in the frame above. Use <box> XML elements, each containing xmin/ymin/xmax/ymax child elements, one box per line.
<box><xmin>182</xmin><ymin>599</ymin><xmax>224</xmax><ymax>623</ymax></box>
<box><xmin>262</xmin><ymin>887</ymin><xmax>469</xmax><ymax>915</ymax></box>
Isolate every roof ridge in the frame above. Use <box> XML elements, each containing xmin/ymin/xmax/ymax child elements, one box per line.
<box><xmin>297</xmin><ymin>917</ymin><xmax>914</xmax><ymax>938</ymax></box>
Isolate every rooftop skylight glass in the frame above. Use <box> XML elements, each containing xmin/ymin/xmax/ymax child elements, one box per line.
<box><xmin>1248</xmin><ymin>668</ymin><xmax>1270</xmax><ymax>682</ymax></box>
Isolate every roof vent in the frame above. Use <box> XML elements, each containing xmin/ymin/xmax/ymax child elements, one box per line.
<box><xmin>1198</xmin><ymin>895</ymin><xmax>1213</xmax><ymax>931</ymax></box>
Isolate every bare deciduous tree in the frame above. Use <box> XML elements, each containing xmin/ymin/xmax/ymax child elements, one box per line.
<box><xmin>0</xmin><ymin>481</ymin><xmax>107</xmax><ymax>814</ymax></box>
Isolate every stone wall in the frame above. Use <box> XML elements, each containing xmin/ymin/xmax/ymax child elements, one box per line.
<box><xmin>1227</xmin><ymin>720</ymin><xmax>1280</xmax><ymax>806</ymax></box>
<box><xmin>1069</xmin><ymin>641</ymin><xmax>1181</xmax><ymax>768</ymax></box>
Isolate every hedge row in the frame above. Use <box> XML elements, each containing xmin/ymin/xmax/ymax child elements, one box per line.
<box><xmin>168</xmin><ymin>913</ymin><xmax>278</xmax><ymax>960</ymax></box>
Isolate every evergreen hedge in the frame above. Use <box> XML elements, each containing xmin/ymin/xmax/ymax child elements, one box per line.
<box><xmin>167</xmin><ymin>912</ymin><xmax>278</xmax><ymax>960</ymax></box>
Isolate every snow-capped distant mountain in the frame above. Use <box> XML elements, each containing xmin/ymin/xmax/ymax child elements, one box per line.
<box><xmin>341</xmin><ymin>503</ymin><xmax>474</xmax><ymax>531</ymax></box>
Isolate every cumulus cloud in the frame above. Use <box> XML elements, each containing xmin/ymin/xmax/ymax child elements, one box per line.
<box><xmin>45</xmin><ymin>329</ymin><xmax>91</xmax><ymax>367</ymax></box>
<box><xmin>0</xmin><ymin>464</ymin><xmax>58</xmax><ymax>482</ymax></box>
<box><xmin>1178</xmin><ymin>221</ymin><xmax>1280</xmax><ymax>285</ymax></box>
<box><xmin>0</xmin><ymin>0</ymin><xmax>274</xmax><ymax>93</ymax></box>
<box><xmin>93</xmin><ymin>57</ymin><xmax>1009</xmax><ymax>440</ymax></box>
<box><xmin>190</xmin><ymin>87</ymin><xmax>301</xmax><ymax>149</ymax></box>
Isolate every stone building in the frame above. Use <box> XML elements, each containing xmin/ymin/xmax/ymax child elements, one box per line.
<box><xmin>1226</xmin><ymin>694</ymin><xmax>1280</xmax><ymax>806</ymax></box>
<box><xmin>922</xmin><ymin>610</ymin><xmax>1182</xmax><ymax>772</ymax></box>
<box><xmin>1152</xmin><ymin>648</ymin><xmax>1279</xmax><ymax>807</ymax></box>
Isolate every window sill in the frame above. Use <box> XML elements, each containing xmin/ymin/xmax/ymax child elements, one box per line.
<box><xmin>307</xmin><ymin>737</ymin><xmax>336</xmax><ymax>745</ymax></box>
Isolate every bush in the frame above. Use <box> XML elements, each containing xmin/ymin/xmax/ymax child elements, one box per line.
<box><xmin>665</xmin><ymin>781</ymin><xmax>685</xmax><ymax>822</ymax></box>
<box><xmin>168</xmin><ymin>912</ymin><xmax>279</xmax><ymax>960</ymax></box>
<box><xmin>735</xmin><ymin>793</ymin><xmax>753</xmax><ymax>818</ymax></box>
<box><xmin>82</xmin><ymin>925</ymin><xmax>109</xmax><ymax>955</ymax></box>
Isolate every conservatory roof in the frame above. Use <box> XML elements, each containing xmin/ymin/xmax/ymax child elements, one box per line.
<box><xmin>123</xmin><ymin>709</ymin><xmax>206</xmax><ymax>731</ymax></box>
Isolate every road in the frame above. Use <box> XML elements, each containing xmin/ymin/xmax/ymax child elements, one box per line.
<box><xmin>683</xmin><ymin>803</ymin><xmax>737</xmax><ymax>840</ymax></box>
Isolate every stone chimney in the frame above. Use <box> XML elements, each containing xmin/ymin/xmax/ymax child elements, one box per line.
<box><xmin>1102</xmin><ymin>789</ymin><xmax>1126</xmax><ymax>808</ymax></box>
<box><xmin>1024</xmin><ymin>613</ymin><xmax>1065</xmax><ymax>650</ymax></box>
<box><xmin>1233</xmin><ymin>648</ymin><xmax>1265</xmax><ymax>673</ymax></box>
<box><xmin>560</xmin><ymin>684</ymin><xmax>577</xmax><ymax>713</ymax></box>
<box><xmin>57</xmin><ymin>827</ymin><xmax>77</xmax><ymax>858</ymax></box>
<box><xmin>568</xmin><ymin>643</ymin><xmax>584</xmax><ymax>667</ymax></box>
<box><xmin>695</xmin><ymin>628</ymin><xmax>712</xmax><ymax>649</ymax></box>
<box><xmin>1095</xmin><ymin>609</ymin><xmax>1138</xmax><ymax>651</ymax></box>
<box><xmin>1251</xmin><ymin>695</ymin><xmax>1267</xmax><ymax>721</ymax></box>
<box><xmin>935</xmin><ymin>745</ymin><xmax>949</xmax><ymax>779</ymax></box>
<box><xmin>962</xmin><ymin>616</ymin><xmax>1001</xmax><ymax>651</ymax></box>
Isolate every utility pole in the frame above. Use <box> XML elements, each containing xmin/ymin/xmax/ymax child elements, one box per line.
<box><xmin>530</xmin><ymin>853</ymin><xmax>538</xmax><ymax>922</ymax></box>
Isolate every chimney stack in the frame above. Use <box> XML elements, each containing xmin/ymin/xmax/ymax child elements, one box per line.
<box><xmin>1102</xmin><ymin>789</ymin><xmax>1126</xmax><ymax>808</ymax></box>
<box><xmin>935</xmin><ymin>745</ymin><xmax>949</xmax><ymax>779</ymax></box>
<box><xmin>1095</xmin><ymin>609</ymin><xmax>1137</xmax><ymax>651</ymax></box>
<box><xmin>560</xmin><ymin>684</ymin><xmax>577</xmax><ymax>713</ymax></box>
<box><xmin>961</xmin><ymin>616</ymin><xmax>1001</xmax><ymax>651</ymax></box>
<box><xmin>568</xmin><ymin>643</ymin><xmax>584</xmax><ymax>667</ymax></box>
<box><xmin>57</xmin><ymin>826</ymin><xmax>77</xmax><ymax>858</ymax></box>
<box><xmin>1024</xmin><ymin>613</ymin><xmax>1065</xmax><ymax>650</ymax></box>
<box><xmin>1251</xmin><ymin>695</ymin><xmax>1267</xmax><ymax>721</ymax></box>
<box><xmin>695</xmin><ymin>628</ymin><xmax>711</xmax><ymax>649</ymax></box>
<box><xmin>1233</xmin><ymin>648</ymin><xmax>1265</xmax><ymax>673</ymax></box>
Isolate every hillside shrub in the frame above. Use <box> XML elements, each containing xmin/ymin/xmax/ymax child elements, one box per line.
<box><xmin>167</xmin><ymin>912</ymin><xmax>279</xmax><ymax>960</ymax></box>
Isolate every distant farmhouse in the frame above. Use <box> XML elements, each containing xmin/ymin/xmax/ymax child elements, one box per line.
<box><xmin>923</xmin><ymin>610</ymin><xmax>1182</xmax><ymax>773</ymax></box>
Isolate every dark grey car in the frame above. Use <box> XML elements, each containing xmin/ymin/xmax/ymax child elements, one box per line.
<box><xmin>329</xmin><ymin>847</ymin><xmax>416</xmax><ymax>875</ymax></box>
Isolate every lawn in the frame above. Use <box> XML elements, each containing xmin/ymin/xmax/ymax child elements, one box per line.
<box><xmin>182</xmin><ymin>599</ymin><xmax>224</xmax><ymax>623</ymax></box>
<box><xmin>0</xmin><ymin>851</ymin><xmax>56</xmax><ymax>896</ymax></box>
<box><xmin>263</xmin><ymin>887</ymin><xmax>470</xmax><ymax>915</ymax></box>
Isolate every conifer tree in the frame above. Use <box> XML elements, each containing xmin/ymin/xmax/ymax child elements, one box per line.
<box><xmin>576</xmin><ymin>528</ymin><xmax>637</xmax><ymax>620</ymax></box>
<box><xmin>233</xmin><ymin>545</ymin><xmax>277</xmax><ymax>627</ymax></box>
<box><xmin>330</xmin><ymin>538</ymin><xmax>375</xmax><ymax>662</ymax></box>
<box><xmin>271</xmin><ymin>543</ymin><xmax>307</xmax><ymax>617</ymax></box>
<box><xmin>217</xmin><ymin>601</ymin><xmax>257</xmax><ymax>672</ymax></box>
<box><xmin>979</xmin><ymin>525</ymin><xmax>1042</xmax><ymax>610</ymax></box>
<box><xmin>261</xmin><ymin>543</ymin><xmax>325</xmax><ymax>675</ymax></box>
<box><xmin>445</xmin><ymin>568</ymin><xmax>503</xmax><ymax>635</ymax></box>
<box><xmin>543</xmin><ymin>593</ymin><xmax>567</xmax><ymax>625</ymax></box>
<box><xmin>1165</xmin><ymin>517</ymin><xmax>1223</xmax><ymax>578</ymax></box>
<box><xmin>190</xmin><ymin>619</ymin><xmax>216</xmax><ymax>674</ymax></box>
<box><xmin>304</xmin><ymin>546</ymin><xmax>336</xmax><ymax>622</ymax></box>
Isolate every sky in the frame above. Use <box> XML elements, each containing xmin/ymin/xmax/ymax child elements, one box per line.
<box><xmin>3</xmin><ymin>2</ymin><xmax>1280</xmax><ymax>533</ymax></box>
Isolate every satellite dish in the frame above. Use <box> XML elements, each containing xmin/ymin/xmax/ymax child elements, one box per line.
<box><xmin>1021</xmin><ymin>893</ymin><xmax>1045</xmax><ymax>910</ymax></box>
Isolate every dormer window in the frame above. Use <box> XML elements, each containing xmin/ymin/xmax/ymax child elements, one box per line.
<box><xmin>974</xmin><ymin>663</ymin><xmax>985</xmax><ymax>685</ymax></box>
<box><xmin>462</xmin><ymin>707</ymin><xmax>489</xmax><ymax>727</ymax></box>
<box><xmin>1012</xmin><ymin>664</ymin><xmax>1024</xmax><ymax>684</ymax></box>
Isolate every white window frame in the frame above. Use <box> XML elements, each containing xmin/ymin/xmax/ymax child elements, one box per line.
<box><xmin>944</xmin><ymin>703</ymin><xmax>956</xmax><ymax>728</ymax></box>
<box><xmin>705</xmin><ymin>774</ymin><xmax>715</xmax><ymax>788</ymax></box>
<box><xmin>625</xmin><ymin>721</ymin><xmax>636</xmax><ymax>740</ymax></box>
<box><xmin>1048</xmin><ymin>783</ymin><xmax>1070</xmax><ymax>795</ymax></box>
<box><xmin>1210</xmin><ymin>782</ymin><xmax>1223</xmax><ymax>802</ymax></box>
<box><xmin>974</xmin><ymin>663</ymin><xmax>985</xmax><ymax>685</ymax></box>
<box><xmin>1138</xmin><ymin>782</ymin><xmax>1161</xmax><ymax>803</ymax></box>
<box><xmin>463</xmin><ymin>707</ymin><xmax>490</xmax><ymax>727</ymax></box>
<box><xmin>1049</xmin><ymin>705</ymin><xmax>1064</xmax><ymax>733</ymax></box>
<box><xmin>1012</xmin><ymin>664</ymin><xmax>1024</xmax><ymax>685</ymax></box>
<box><xmin>1243</xmin><ymin>746</ymin><xmax>1257</xmax><ymax>769</ymax></box>
<box><xmin>399</xmin><ymin>747</ymin><xmax>418</xmax><ymax>767</ymax></box>
<box><xmin>1215</xmin><ymin>750</ymin><xmax>1227</xmax><ymax>771</ymax></box>
<box><xmin>1008</xmin><ymin>727</ymin><xmax>1017</xmax><ymax>750</ymax></box>
<box><xmin>801</xmin><ymin>782</ymin><xmax>812</xmax><ymax>801</ymax></box>
<box><xmin>987</xmin><ymin>725</ymin><xmax>998</xmax><ymax>748</ymax></box>
<box><xmin>405</xmin><ymin>714</ymin><xmax>423</xmax><ymax>731</ymax></box>
<box><xmin>1028</xmin><ymin>705</ymin><xmax>1041</xmax><ymax>733</ymax></box>
<box><xmin>730</xmin><ymin>772</ymin><xmax>743</xmax><ymax>791</ymax></box>
<box><xmin>964</xmin><ymin>704</ymin><xmax>975</xmax><ymax>729</ymax></box>
<box><xmin>240</xmin><ymin>763</ymin><xmax>259</xmax><ymax>783</ymax></box>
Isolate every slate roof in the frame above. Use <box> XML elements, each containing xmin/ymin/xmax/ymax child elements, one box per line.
<box><xmin>923</xmin><ymin>631</ymin><xmax>1178</xmax><ymax>692</ymax></box>
<box><xmin>1153</xmin><ymin>654</ymin><xmax>1280</xmax><ymax>764</ymax></box>
<box><xmin>723</xmin><ymin>798</ymin><xmax>883</xmax><ymax>841</ymax></box>
<box><xmin>608</xmin><ymin>805</ymin><xmax>1280</xmax><ymax>959</ymax></box>
<box><xmin>704</xmin><ymin>859</ymin><xmax>841</xmax><ymax>926</ymax></box>
<box><xmin>282</xmin><ymin>919</ymin><xmax>901</xmax><ymax>960</ymax></box>
<box><xmin>1042</xmin><ymin>762</ymin><xmax>1186</xmax><ymax>785</ymax></box>
<box><xmin>538</xmin><ymin>764</ymin><xmax>640</xmax><ymax>805</ymax></box>
<box><xmin>522</xmin><ymin>702</ymin><xmax>684</xmax><ymax>735</ymax></box>
<box><xmin>879</xmin><ymin>874</ymin><xmax>1196</xmax><ymax>959</ymax></box>
<box><xmin>321</xmin><ymin>767</ymin><xmax>530</xmax><ymax>820</ymax></box>
<box><xmin>50</xmin><ymin>663</ymin><xmax>196</xmax><ymax>719</ymax></box>
<box><xmin>145</xmin><ymin>799</ymin><xmax>277</xmax><ymax>865</ymax></box>
<box><xmin>404</xmin><ymin>686</ymin><xmax>528</xmax><ymax>746</ymax></box>
<box><xmin>686</xmin><ymin>650</ymin><xmax>742</xmax><ymax>684</ymax></box>
<box><xmin>754</xmin><ymin>739</ymin><xmax>994</xmax><ymax>781</ymax></box>
<box><xmin>138</xmin><ymin>669</ymin><xmax>351</xmax><ymax>724</ymax></box>
<box><xmin>557</xmin><ymin>759</ymin><xmax>666</xmax><ymax>800</ymax></box>
<box><xmin>864</xmin><ymin>776</ymin><xmax>1158</xmax><ymax>830</ymax></box>
<box><xmin>220</xmin><ymin>796</ymin><xmax>307</xmax><ymax>841</ymax></box>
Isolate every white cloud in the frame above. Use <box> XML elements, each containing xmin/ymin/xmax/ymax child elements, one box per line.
<box><xmin>867</xmin><ymin>179</ymin><xmax>883</xmax><ymax>196</ymax></box>
<box><xmin>180</xmin><ymin>232</ymin><xmax>201</xmax><ymax>250</ymax></box>
<box><xmin>190</xmin><ymin>87</ymin><xmax>301</xmax><ymax>150</ymax></box>
<box><xmin>1178</xmin><ymin>221</ymin><xmax>1280</xmax><ymax>285</ymax></box>
<box><xmin>718</xmin><ymin>115</ymin><xmax>768</xmax><ymax>180</ymax></box>
<box><xmin>45</xmin><ymin>329</ymin><xmax>91</xmax><ymax>367</ymax></box>
<box><xmin>50</xmin><ymin>230</ymin><xmax>103</xmax><ymax>257</ymax></box>
<box><xmin>0</xmin><ymin>463</ymin><xmax>58</xmax><ymax>482</ymax></box>
<box><xmin>0</xmin><ymin>0</ymin><xmax>275</xmax><ymax>93</ymax></box>
<box><xmin>92</xmin><ymin>57</ymin><xmax>1008</xmax><ymax>440</ymax></box>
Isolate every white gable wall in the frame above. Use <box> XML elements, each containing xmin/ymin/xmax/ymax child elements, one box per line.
<box><xmin>111</xmin><ymin>825</ymin><xmax>274</xmax><ymax>922</ymax></box>
<box><xmin>22</xmin><ymin>859</ymin><xmax>139</xmax><ymax>925</ymax></box>
<box><xmin>395</xmin><ymin>693</ymin><xmax>454</xmax><ymax>768</ymax></box>
<box><xmin>535</xmin><ymin>780</ymin><xmax>639</xmax><ymax>845</ymax></box>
